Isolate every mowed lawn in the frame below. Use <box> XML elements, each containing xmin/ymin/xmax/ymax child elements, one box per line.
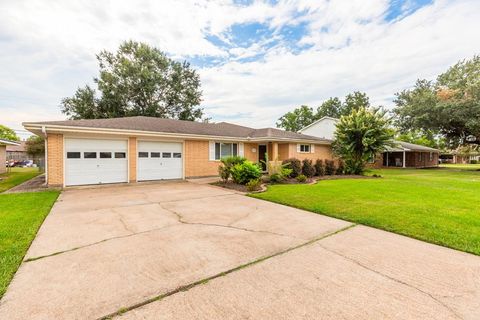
<box><xmin>0</xmin><ymin>167</ymin><xmax>41</xmax><ymax>193</ymax></box>
<box><xmin>0</xmin><ymin>191</ymin><xmax>59</xmax><ymax>298</ymax></box>
<box><xmin>251</xmin><ymin>166</ymin><xmax>480</xmax><ymax>255</ymax></box>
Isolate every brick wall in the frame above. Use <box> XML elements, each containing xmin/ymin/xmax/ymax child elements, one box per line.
<box><xmin>184</xmin><ymin>140</ymin><xmax>219</xmax><ymax>178</ymax></box>
<box><xmin>243</xmin><ymin>143</ymin><xmax>258</xmax><ymax>162</ymax></box>
<box><xmin>0</xmin><ymin>145</ymin><xmax>6</xmax><ymax>174</ymax></box>
<box><xmin>128</xmin><ymin>137</ymin><xmax>137</xmax><ymax>182</ymax></box>
<box><xmin>47</xmin><ymin>133</ymin><xmax>63</xmax><ymax>186</ymax></box>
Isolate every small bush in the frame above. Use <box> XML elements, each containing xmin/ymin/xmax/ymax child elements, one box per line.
<box><xmin>296</xmin><ymin>174</ymin><xmax>307</xmax><ymax>183</ymax></box>
<box><xmin>314</xmin><ymin>159</ymin><xmax>325</xmax><ymax>176</ymax></box>
<box><xmin>302</xmin><ymin>159</ymin><xmax>316</xmax><ymax>178</ymax></box>
<box><xmin>269</xmin><ymin>173</ymin><xmax>283</xmax><ymax>184</ymax></box>
<box><xmin>325</xmin><ymin>160</ymin><xmax>335</xmax><ymax>175</ymax></box>
<box><xmin>471</xmin><ymin>160</ymin><xmax>478</xmax><ymax>164</ymax></box>
<box><xmin>218</xmin><ymin>156</ymin><xmax>246</xmax><ymax>182</ymax></box>
<box><xmin>336</xmin><ymin>159</ymin><xmax>345</xmax><ymax>175</ymax></box>
<box><xmin>282</xmin><ymin>158</ymin><xmax>302</xmax><ymax>177</ymax></box>
<box><xmin>281</xmin><ymin>167</ymin><xmax>293</xmax><ymax>178</ymax></box>
<box><xmin>231</xmin><ymin>161</ymin><xmax>261</xmax><ymax>185</ymax></box>
<box><xmin>246</xmin><ymin>178</ymin><xmax>262</xmax><ymax>192</ymax></box>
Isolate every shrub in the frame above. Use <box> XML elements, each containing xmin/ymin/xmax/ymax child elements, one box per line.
<box><xmin>314</xmin><ymin>159</ymin><xmax>325</xmax><ymax>176</ymax></box>
<box><xmin>281</xmin><ymin>167</ymin><xmax>293</xmax><ymax>178</ymax></box>
<box><xmin>471</xmin><ymin>160</ymin><xmax>478</xmax><ymax>164</ymax></box>
<box><xmin>230</xmin><ymin>161</ymin><xmax>262</xmax><ymax>185</ymax></box>
<box><xmin>218</xmin><ymin>156</ymin><xmax>246</xmax><ymax>182</ymax></box>
<box><xmin>246</xmin><ymin>178</ymin><xmax>262</xmax><ymax>192</ymax></box>
<box><xmin>282</xmin><ymin>158</ymin><xmax>302</xmax><ymax>177</ymax></box>
<box><xmin>336</xmin><ymin>159</ymin><xmax>345</xmax><ymax>175</ymax></box>
<box><xmin>302</xmin><ymin>159</ymin><xmax>316</xmax><ymax>177</ymax></box>
<box><xmin>296</xmin><ymin>174</ymin><xmax>307</xmax><ymax>183</ymax></box>
<box><xmin>325</xmin><ymin>159</ymin><xmax>335</xmax><ymax>175</ymax></box>
<box><xmin>269</xmin><ymin>173</ymin><xmax>283</xmax><ymax>184</ymax></box>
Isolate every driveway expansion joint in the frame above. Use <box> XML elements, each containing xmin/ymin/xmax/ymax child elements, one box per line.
<box><xmin>96</xmin><ymin>223</ymin><xmax>357</xmax><ymax>320</ymax></box>
<box><xmin>317</xmin><ymin>244</ymin><xmax>464</xmax><ymax>320</ymax></box>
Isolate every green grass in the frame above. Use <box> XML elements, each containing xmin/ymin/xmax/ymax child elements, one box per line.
<box><xmin>0</xmin><ymin>167</ymin><xmax>41</xmax><ymax>193</ymax></box>
<box><xmin>251</xmin><ymin>166</ymin><xmax>480</xmax><ymax>255</ymax></box>
<box><xmin>0</xmin><ymin>191</ymin><xmax>59</xmax><ymax>298</ymax></box>
<box><xmin>439</xmin><ymin>163</ymin><xmax>480</xmax><ymax>170</ymax></box>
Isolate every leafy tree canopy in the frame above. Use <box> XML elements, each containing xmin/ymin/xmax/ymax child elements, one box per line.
<box><xmin>276</xmin><ymin>91</ymin><xmax>370</xmax><ymax>132</ymax></box>
<box><xmin>0</xmin><ymin>125</ymin><xmax>19</xmax><ymax>141</ymax></box>
<box><xmin>396</xmin><ymin>130</ymin><xmax>446</xmax><ymax>150</ymax></box>
<box><xmin>26</xmin><ymin>135</ymin><xmax>45</xmax><ymax>156</ymax></box>
<box><xmin>61</xmin><ymin>41</ymin><xmax>205</xmax><ymax>121</ymax></box>
<box><xmin>333</xmin><ymin>107</ymin><xmax>394</xmax><ymax>174</ymax></box>
<box><xmin>394</xmin><ymin>56</ymin><xmax>480</xmax><ymax>147</ymax></box>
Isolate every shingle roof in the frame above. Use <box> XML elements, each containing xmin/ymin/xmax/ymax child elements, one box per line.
<box><xmin>386</xmin><ymin>140</ymin><xmax>439</xmax><ymax>152</ymax></box>
<box><xmin>24</xmin><ymin>116</ymin><xmax>329</xmax><ymax>142</ymax></box>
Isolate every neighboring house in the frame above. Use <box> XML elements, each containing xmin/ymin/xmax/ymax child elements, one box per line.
<box><xmin>0</xmin><ymin>139</ymin><xmax>20</xmax><ymax>174</ymax></box>
<box><xmin>23</xmin><ymin>116</ymin><xmax>333</xmax><ymax>187</ymax></box>
<box><xmin>441</xmin><ymin>152</ymin><xmax>480</xmax><ymax>164</ymax></box>
<box><xmin>6</xmin><ymin>141</ymin><xmax>28</xmax><ymax>161</ymax></box>
<box><xmin>299</xmin><ymin>116</ymin><xmax>440</xmax><ymax>168</ymax></box>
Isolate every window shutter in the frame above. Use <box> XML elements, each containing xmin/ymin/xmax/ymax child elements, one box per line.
<box><xmin>209</xmin><ymin>141</ymin><xmax>215</xmax><ymax>160</ymax></box>
<box><xmin>239</xmin><ymin>143</ymin><xmax>244</xmax><ymax>157</ymax></box>
<box><xmin>310</xmin><ymin>144</ymin><xmax>315</xmax><ymax>153</ymax></box>
<box><xmin>296</xmin><ymin>144</ymin><xmax>301</xmax><ymax>153</ymax></box>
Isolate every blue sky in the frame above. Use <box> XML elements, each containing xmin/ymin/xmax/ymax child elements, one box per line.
<box><xmin>0</xmin><ymin>0</ymin><xmax>479</xmax><ymax>139</ymax></box>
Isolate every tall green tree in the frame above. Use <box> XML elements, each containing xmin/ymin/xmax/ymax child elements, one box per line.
<box><xmin>61</xmin><ymin>41</ymin><xmax>204</xmax><ymax>121</ymax></box>
<box><xmin>276</xmin><ymin>105</ymin><xmax>316</xmax><ymax>132</ymax></box>
<box><xmin>396</xmin><ymin>130</ymin><xmax>446</xmax><ymax>150</ymax></box>
<box><xmin>0</xmin><ymin>125</ymin><xmax>19</xmax><ymax>141</ymax></box>
<box><xmin>333</xmin><ymin>107</ymin><xmax>394</xmax><ymax>174</ymax></box>
<box><xmin>276</xmin><ymin>91</ymin><xmax>370</xmax><ymax>132</ymax></box>
<box><xmin>25</xmin><ymin>135</ymin><xmax>45</xmax><ymax>157</ymax></box>
<box><xmin>394</xmin><ymin>56</ymin><xmax>480</xmax><ymax>146</ymax></box>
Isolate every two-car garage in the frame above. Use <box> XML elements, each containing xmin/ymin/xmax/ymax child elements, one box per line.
<box><xmin>64</xmin><ymin>138</ymin><xmax>183</xmax><ymax>186</ymax></box>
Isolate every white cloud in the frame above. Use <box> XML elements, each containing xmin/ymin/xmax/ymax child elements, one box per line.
<box><xmin>0</xmin><ymin>0</ymin><xmax>479</xmax><ymax>132</ymax></box>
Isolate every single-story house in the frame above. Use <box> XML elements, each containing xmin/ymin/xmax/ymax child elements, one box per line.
<box><xmin>23</xmin><ymin>116</ymin><xmax>332</xmax><ymax>187</ymax></box>
<box><xmin>0</xmin><ymin>139</ymin><xmax>20</xmax><ymax>174</ymax></box>
<box><xmin>440</xmin><ymin>152</ymin><xmax>480</xmax><ymax>164</ymax></box>
<box><xmin>299</xmin><ymin>116</ymin><xmax>440</xmax><ymax>168</ymax></box>
<box><xmin>6</xmin><ymin>141</ymin><xmax>28</xmax><ymax>161</ymax></box>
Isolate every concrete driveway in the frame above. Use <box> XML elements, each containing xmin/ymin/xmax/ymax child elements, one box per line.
<box><xmin>0</xmin><ymin>182</ymin><xmax>479</xmax><ymax>319</ymax></box>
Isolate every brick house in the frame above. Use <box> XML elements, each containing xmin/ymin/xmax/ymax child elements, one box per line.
<box><xmin>23</xmin><ymin>116</ymin><xmax>333</xmax><ymax>187</ymax></box>
<box><xmin>0</xmin><ymin>139</ymin><xmax>20</xmax><ymax>174</ymax></box>
<box><xmin>300</xmin><ymin>116</ymin><xmax>440</xmax><ymax>169</ymax></box>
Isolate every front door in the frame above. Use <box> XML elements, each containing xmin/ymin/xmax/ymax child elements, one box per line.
<box><xmin>258</xmin><ymin>145</ymin><xmax>267</xmax><ymax>171</ymax></box>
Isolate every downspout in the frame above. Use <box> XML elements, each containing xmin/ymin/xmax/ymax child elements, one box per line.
<box><xmin>41</xmin><ymin>126</ymin><xmax>48</xmax><ymax>186</ymax></box>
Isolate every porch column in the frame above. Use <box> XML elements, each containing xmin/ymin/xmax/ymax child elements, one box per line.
<box><xmin>272</xmin><ymin>142</ymin><xmax>279</xmax><ymax>161</ymax></box>
<box><xmin>403</xmin><ymin>150</ymin><xmax>406</xmax><ymax>168</ymax></box>
<box><xmin>386</xmin><ymin>152</ymin><xmax>389</xmax><ymax>167</ymax></box>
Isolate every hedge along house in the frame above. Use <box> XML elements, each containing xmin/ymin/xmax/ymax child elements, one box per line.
<box><xmin>23</xmin><ymin>116</ymin><xmax>332</xmax><ymax>187</ymax></box>
<box><xmin>299</xmin><ymin>116</ymin><xmax>440</xmax><ymax>169</ymax></box>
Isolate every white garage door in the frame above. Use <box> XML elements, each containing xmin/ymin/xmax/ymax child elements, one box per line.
<box><xmin>65</xmin><ymin>138</ymin><xmax>128</xmax><ymax>186</ymax></box>
<box><xmin>137</xmin><ymin>141</ymin><xmax>183</xmax><ymax>181</ymax></box>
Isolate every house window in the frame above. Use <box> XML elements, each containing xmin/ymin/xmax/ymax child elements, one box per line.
<box><xmin>100</xmin><ymin>152</ymin><xmax>112</xmax><ymax>159</ymax></box>
<box><xmin>115</xmin><ymin>152</ymin><xmax>126</xmax><ymax>159</ymax></box>
<box><xmin>368</xmin><ymin>154</ymin><xmax>375</xmax><ymax>163</ymax></box>
<box><xmin>84</xmin><ymin>152</ymin><xmax>97</xmax><ymax>159</ymax></box>
<box><xmin>138</xmin><ymin>152</ymin><xmax>149</xmax><ymax>158</ymax></box>
<box><xmin>173</xmin><ymin>152</ymin><xmax>182</xmax><ymax>158</ymax></box>
<box><xmin>67</xmin><ymin>152</ymin><xmax>81</xmax><ymax>159</ymax></box>
<box><xmin>214</xmin><ymin>142</ymin><xmax>238</xmax><ymax>160</ymax></box>
<box><xmin>299</xmin><ymin>144</ymin><xmax>311</xmax><ymax>153</ymax></box>
<box><xmin>429</xmin><ymin>152</ymin><xmax>433</xmax><ymax>161</ymax></box>
<box><xmin>162</xmin><ymin>152</ymin><xmax>172</xmax><ymax>158</ymax></box>
<box><xmin>151</xmin><ymin>152</ymin><xmax>161</xmax><ymax>158</ymax></box>
<box><xmin>418</xmin><ymin>153</ymin><xmax>423</xmax><ymax>161</ymax></box>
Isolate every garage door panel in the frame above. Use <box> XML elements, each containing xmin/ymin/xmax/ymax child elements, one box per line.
<box><xmin>65</xmin><ymin>138</ymin><xmax>128</xmax><ymax>186</ymax></box>
<box><xmin>137</xmin><ymin>141</ymin><xmax>183</xmax><ymax>181</ymax></box>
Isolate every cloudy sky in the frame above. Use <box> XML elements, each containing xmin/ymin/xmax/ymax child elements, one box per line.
<box><xmin>1</xmin><ymin>0</ymin><xmax>479</xmax><ymax>138</ymax></box>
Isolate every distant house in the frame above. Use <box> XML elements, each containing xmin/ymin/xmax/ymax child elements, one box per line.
<box><xmin>6</xmin><ymin>141</ymin><xmax>28</xmax><ymax>161</ymax></box>
<box><xmin>0</xmin><ymin>139</ymin><xmax>20</xmax><ymax>174</ymax></box>
<box><xmin>299</xmin><ymin>116</ymin><xmax>440</xmax><ymax>168</ymax></box>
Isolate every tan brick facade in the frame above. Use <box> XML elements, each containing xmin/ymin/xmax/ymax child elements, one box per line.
<box><xmin>0</xmin><ymin>145</ymin><xmax>6</xmax><ymax>174</ymax></box>
<box><xmin>184</xmin><ymin>140</ymin><xmax>219</xmax><ymax>178</ymax></box>
<box><xmin>47</xmin><ymin>133</ymin><xmax>64</xmax><ymax>186</ymax></box>
<box><xmin>243</xmin><ymin>143</ymin><xmax>258</xmax><ymax>162</ymax></box>
<box><xmin>285</xmin><ymin>143</ymin><xmax>333</xmax><ymax>162</ymax></box>
<box><xmin>128</xmin><ymin>137</ymin><xmax>137</xmax><ymax>182</ymax></box>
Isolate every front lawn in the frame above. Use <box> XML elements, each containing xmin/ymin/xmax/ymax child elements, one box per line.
<box><xmin>251</xmin><ymin>167</ymin><xmax>480</xmax><ymax>255</ymax></box>
<box><xmin>0</xmin><ymin>168</ymin><xmax>41</xmax><ymax>193</ymax></box>
<box><xmin>0</xmin><ymin>191</ymin><xmax>59</xmax><ymax>298</ymax></box>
